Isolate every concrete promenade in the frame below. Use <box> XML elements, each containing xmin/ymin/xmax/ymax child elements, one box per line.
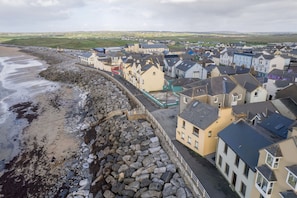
<box><xmin>109</xmin><ymin>74</ymin><xmax>239</xmax><ymax>198</ymax></box>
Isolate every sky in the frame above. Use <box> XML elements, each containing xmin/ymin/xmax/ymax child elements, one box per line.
<box><xmin>0</xmin><ymin>0</ymin><xmax>297</xmax><ymax>33</ymax></box>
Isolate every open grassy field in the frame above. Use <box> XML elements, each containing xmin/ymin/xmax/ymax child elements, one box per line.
<box><xmin>1</xmin><ymin>31</ymin><xmax>297</xmax><ymax>50</ymax></box>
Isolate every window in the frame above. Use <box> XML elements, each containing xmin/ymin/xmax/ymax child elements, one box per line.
<box><xmin>214</xmin><ymin>97</ymin><xmax>218</xmax><ymax>103</ymax></box>
<box><xmin>187</xmin><ymin>136</ymin><xmax>191</xmax><ymax>144</ymax></box>
<box><xmin>224</xmin><ymin>143</ymin><xmax>228</xmax><ymax>154</ymax></box>
<box><xmin>208</xmin><ymin>131</ymin><xmax>212</xmax><ymax>137</ymax></box>
<box><xmin>235</xmin><ymin>155</ymin><xmax>240</xmax><ymax>167</ymax></box>
<box><xmin>232</xmin><ymin>95</ymin><xmax>238</xmax><ymax>102</ymax></box>
<box><xmin>254</xmin><ymin>91</ymin><xmax>258</xmax><ymax>97</ymax></box>
<box><xmin>244</xmin><ymin>163</ymin><xmax>249</xmax><ymax>178</ymax></box>
<box><xmin>225</xmin><ymin>163</ymin><xmax>230</xmax><ymax>176</ymax></box>
<box><xmin>182</xmin><ymin>120</ymin><xmax>186</xmax><ymax>129</ymax></box>
<box><xmin>193</xmin><ymin>127</ymin><xmax>199</xmax><ymax>137</ymax></box>
<box><xmin>218</xmin><ymin>155</ymin><xmax>222</xmax><ymax>167</ymax></box>
<box><xmin>184</xmin><ymin>97</ymin><xmax>188</xmax><ymax>104</ymax></box>
<box><xmin>238</xmin><ymin>94</ymin><xmax>242</xmax><ymax>100</ymax></box>
<box><xmin>240</xmin><ymin>182</ymin><xmax>246</xmax><ymax>196</ymax></box>
<box><xmin>265</xmin><ymin>152</ymin><xmax>280</xmax><ymax>169</ymax></box>
<box><xmin>195</xmin><ymin>141</ymin><xmax>199</xmax><ymax>149</ymax></box>
<box><xmin>232</xmin><ymin>172</ymin><xmax>237</xmax><ymax>187</ymax></box>
<box><xmin>286</xmin><ymin>171</ymin><xmax>297</xmax><ymax>190</ymax></box>
<box><xmin>153</xmin><ymin>72</ymin><xmax>156</xmax><ymax>75</ymax></box>
<box><xmin>181</xmin><ymin>132</ymin><xmax>185</xmax><ymax>140</ymax></box>
<box><xmin>256</xmin><ymin>172</ymin><xmax>274</xmax><ymax>195</ymax></box>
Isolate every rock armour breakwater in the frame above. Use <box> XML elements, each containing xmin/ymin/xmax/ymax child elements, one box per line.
<box><xmin>1</xmin><ymin>47</ymin><xmax>194</xmax><ymax>198</ymax></box>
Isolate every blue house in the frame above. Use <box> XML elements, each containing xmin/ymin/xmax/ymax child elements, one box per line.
<box><xmin>233</xmin><ymin>52</ymin><xmax>254</xmax><ymax>69</ymax></box>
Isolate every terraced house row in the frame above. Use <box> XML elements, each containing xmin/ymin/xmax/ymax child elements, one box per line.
<box><xmin>78</xmin><ymin>41</ymin><xmax>297</xmax><ymax>197</ymax></box>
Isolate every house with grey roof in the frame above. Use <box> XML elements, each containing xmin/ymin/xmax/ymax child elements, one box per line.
<box><xmin>263</xmin><ymin>69</ymin><xmax>297</xmax><ymax>100</ymax></box>
<box><xmin>216</xmin><ymin>120</ymin><xmax>273</xmax><ymax>198</ymax></box>
<box><xmin>179</xmin><ymin>76</ymin><xmax>246</xmax><ymax>112</ymax></box>
<box><xmin>233</xmin><ymin>52</ymin><xmax>254</xmax><ymax>69</ymax></box>
<box><xmin>220</xmin><ymin>48</ymin><xmax>237</xmax><ymax>66</ymax></box>
<box><xmin>275</xmin><ymin>84</ymin><xmax>297</xmax><ymax>104</ymax></box>
<box><xmin>163</xmin><ymin>55</ymin><xmax>182</xmax><ymax>78</ymax></box>
<box><xmin>124</xmin><ymin>43</ymin><xmax>169</xmax><ymax>54</ymax></box>
<box><xmin>175</xmin><ymin>60</ymin><xmax>207</xmax><ymax>79</ymax></box>
<box><xmin>252</xmin><ymin>54</ymin><xmax>291</xmax><ymax>77</ymax></box>
<box><xmin>231</xmin><ymin>73</ymin><xmax>267</xmax><ymax>103</ymax></box>
<box><xmin>252</xmin><ymin>129</ymin><xmax>297</xmax><ymax>198</ymax></box>
<box><xmin>211</xmin><ymin>65</ymin><xmax>236</xmax><ymax>77</ymax></box>
<box><xmin>176</xmin><ymin>99</ymin><xmax>234</xmax><ymax>157</ymax></box>
<box><xmin>232</xmin><ymin>98</ymin><xmax>297</xmax><ymax>125</ymax></box>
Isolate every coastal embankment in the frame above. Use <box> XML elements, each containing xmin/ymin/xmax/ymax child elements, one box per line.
<box><xmin>0</xmin><ymin>46</ymin><xmax>194</xmax><ymax>198</ymax></box>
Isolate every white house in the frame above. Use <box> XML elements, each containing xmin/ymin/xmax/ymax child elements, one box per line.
<box><xmin>216</xmin><ymin>120</ymin><xmax>273</xmax><ymax>198</ymax></box>
<box><xmin>253</xmin><ymin>54</ymin><xmax>291</xmax><ymax>77</ymax></box>
<box><xmin>163</xmin><ymin>55</ymin><xmax>182</xmax><ymax>78</ymax></box>
<box><xmin>264</xmin><ymin>69</ymin><xmax>297</xmax><ymax>100</ymax></box>
<box><xmin>220</xmin><ymin>49</ymin><xmax>235</xmax><ymax>66</ymax></box>
<box><xmin>175</xmin><ymin>60</ymin><xmax>207</xmax><ymax>79</ymax></box>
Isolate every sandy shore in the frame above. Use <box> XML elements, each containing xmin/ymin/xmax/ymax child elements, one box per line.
<box><xmin>0</xmin><ymin>45</ymin><xmax>81</xmax><ymax>197</ymax></box>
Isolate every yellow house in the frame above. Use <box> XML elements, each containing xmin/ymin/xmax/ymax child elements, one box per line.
<box><xmin>122</xmin><ymin>55</ymin><xmax>165</xmax><ymax>92</ymax></box>
<box><xmin>176</xmin><ymin>99</ymin><xmax>234</xmax><ymax>157</ymax></box>
<box><xmin>138</xmin><ymin>64</ymin><xmax>164</xmax><ymax>92</ymax></box>
<box><xmin>251</xmin><ymin>127</ymin><xmax>297</xmax><ymax>198</ymax></box>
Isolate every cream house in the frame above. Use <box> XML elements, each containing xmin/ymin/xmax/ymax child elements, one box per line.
<box><xmin>123</xmin><ymin>56</ymin><xmax>165</xmax><ymax>92</ymax></box>
<box><xmin>251</xmin><ymin>127</ymin><xmax>297</xmax><ymax>198</ymax></box>
<box><xmin>176</xmin><ymin>99</ymin><xmax>234</xmax><ymax>157</ymax></box>
<box><xmin>231</xmin><ymin>73</ymin><xmax>267</xmax><ymax>103</ymax></box>
<box><xmin>178</xmin><ymin>76</ymin><xmax>246</xmax><ymax>113</ymax></box>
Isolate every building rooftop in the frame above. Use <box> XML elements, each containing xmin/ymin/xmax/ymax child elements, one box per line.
<box><xmin>179</xmin><ymin>100</ymin><xmax>218</xmax><ymax>130</ymax></box>
<box><xmin>176</xmin><ymin>60</ymin><xmax>197</xmax><ymax>72</ymax></box>
<box><xmin>218</xmin><ymin>120</ymin><xmax>272</xmax><ymax>171</ymax></box>
<box><xmin>256</xmin><ymin>164</ymin><xmax>277</xmax><ymax>181</ymax></box>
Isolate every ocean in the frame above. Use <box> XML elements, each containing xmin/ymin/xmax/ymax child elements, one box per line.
<box><xmin>0</xmin><ymin>55</ymin><xmax>59</xmax><ymax>170</ymax></box>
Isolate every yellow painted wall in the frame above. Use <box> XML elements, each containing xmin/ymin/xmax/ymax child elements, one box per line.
<box><xmin>176</xmin><ymin>107</ymin><xmax>234</xmax><ymax>156</ymax></box>
<box><xmin>140</xmin><ymin>66</ymin><xmax>164</xmax><ymax>92</ymax></box>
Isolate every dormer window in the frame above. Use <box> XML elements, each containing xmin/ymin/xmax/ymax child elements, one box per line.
<box><xmin>286</xmin><ymin>165</ymin><xmax>297</xmax><ymax>191</ymax></box>
<box><xmin>265</xmin><ymin>151</ymin><xmax>281</xmax><ymax>169</ymax></box>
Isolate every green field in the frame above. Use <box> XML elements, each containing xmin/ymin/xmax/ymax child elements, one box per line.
<box><xmin>1</xmin><ymin>31</ymin><xmax>297</xmax><ymax>50</ymax></box>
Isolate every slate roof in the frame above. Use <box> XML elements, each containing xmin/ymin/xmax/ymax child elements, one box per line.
<box><xmin>271</xmin><ymin>98</ymin><xmax>297</xmax><ymax>120</ymax></box>
<box><xmin>179</xmin><ymin>100</ymin><xmax>218</xmax><ymax>130</ymax></box>
<box><xmin>232</xmin><ymin>101</ymin><xmax>277</xmax><ymax>120</ymax></box>
<box><xmin>80</xmin><ymin>52</ymin><xmax>92</xmax><ymax>58</ymax></box>
<box><xmin>265</xmin><ymin>144</ymin><xmax>283</xmax><ymax>157</ymax></box>
<box><xmin>287</xmin><ymin>165</ymin><xmax>297</xmax><ymax>176</ymax></box>
<box><xmin>218</xmin><ymin>120</ymin><xmax>272</xmax><ymax>171</ymax></box>
<box><xmin>234</xmin><ymin>66</ymin><xmax>250</xmax><ymax>74</ymax></box>
<box><xmin>205</xmin><ymin>64</ymin><xmax>217</xmax><ymax>73</ymax></box>
<box><xmin>140</xmin><ymin>43</ymin><xmax>168</xmax><ymax>49</ymax></box>
<box><xmin>231</xmin><ymin>73</ymin><xmax>261</xmax><ymax>92</ymax></box>
<box><xmin>216</xmin><ymin>66</ymin><xmax>236</xmax><ymax>75</ymax></box>
<box><xmin>276</xmin><ymin>84</ymin><xmax>297</xmax><ymax>104</ymax></box>
<box><xmin>165</xmin><ymin>57</ymin><xmax>181</xmax><ymax>67</ymax></box>
<box><xmin>279</xmin><ymin>190</ymin><xmax>297</xmax><ymax>198</ymax></box>
<box><xmin>176</xmin><ymin>60</ymin><xmax>197</xmax><ymax>72</ymax></box>
<box><xmin>256</xmin><ymin>165</ymin><xmax>277</xmax><ymax>181</ymax></box>
<box><xmin>258</xmin><ymin>113</ymin><xmax>294</xmax><ymax>139</ymax></box>
<box><xmin>181</xmin><ymin>76</ymin><xmax>238</xmax><ymax>97</ymax></box>
<box><xmin>141</xmin><ymin>64</ymin><xmax>155</xmax><ymax>72</ymax></box>
<box><xmin>254</xmin><ymin>54</ymin><xmax>275</xmax><ymax>60</ymax></box>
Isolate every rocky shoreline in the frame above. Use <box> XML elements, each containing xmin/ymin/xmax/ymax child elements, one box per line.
<box><xmin>0</xmin><ymin>47</ymin><xmax>194</xmax><ymax>197</ymax></box>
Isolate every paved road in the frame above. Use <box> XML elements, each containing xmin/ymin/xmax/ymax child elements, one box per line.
<box><xmin>78</xmin><ymin>64</ymin><xmax>239</xmax><ymax>198</ymax></box>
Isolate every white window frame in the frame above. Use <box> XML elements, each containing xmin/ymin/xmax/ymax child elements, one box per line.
<box><xmin>187</xmin><ymin>136</ymin><xmax>191</xmax><ymax>144</ymax></box>
<box><xmin>265</xmin><ymin>151</ymin><xmax>280</xmax><ymax>169</ymax></box>
<box><xmin>286</xmin><ymin>170</ymin><xmax>297</xmax><ymax>191</ymax></box>
<box><xmin>183</xmin><ymin>96</ymin><xmax>188</xmax><ymax>104</ymax></box>
<box><xmin>181</xmin><ymin>132</ymin><xmax>185</xmax><ymax>140</ymax></box>
<box><xmin>195</xmin><ymin>140</ymin><xmax>199</xmax><ymax>149</ymax></box>
<box><xmin>255</xmin><ymin>172</ymin><xmax>274</xmax><ymax>196</ymax></box>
